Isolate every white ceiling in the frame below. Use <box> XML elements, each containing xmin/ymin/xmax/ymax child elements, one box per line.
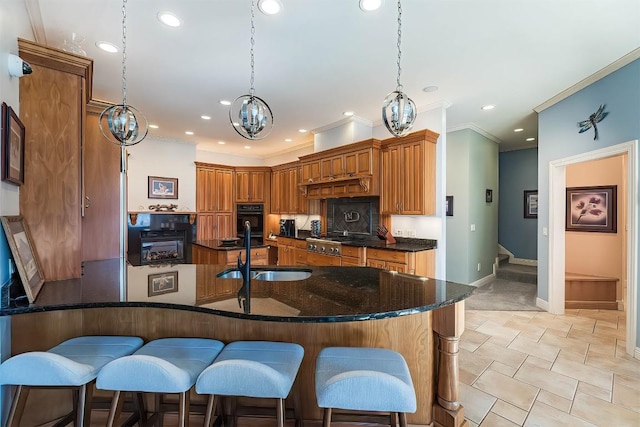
<box><xmin>16</xmin><ymin>0</ymin><xmax>640</xmax><ymax>157</ymax></box>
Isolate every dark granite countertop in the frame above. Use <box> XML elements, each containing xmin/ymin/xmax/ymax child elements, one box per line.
<box><xmin>1</xmin><ymin>263</ymin><xmax>473</xmax><ymax>323</ymax></box>
<box><xmin>193</xmin><ymin>240</ymin><xmax>270</xmax><ymax>250</ymax></box>
<box><xmin>274</xmin><ymin>235</ymin><xmax>437</xmax><ymax>252</ymax></box>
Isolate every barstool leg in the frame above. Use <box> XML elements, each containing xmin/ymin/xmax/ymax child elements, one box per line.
<box><xmin>322</xmin><ymin>408</ymin><xmax>332</xmax><ymax>427</ymax></box>
<box><xmin>203</xmin><ymin>395</ymin><xmax>217</xmax><ymax>427</ymax></box>
<box><xmin>106</xmin><ymin>390</ymin><xmax>123</xmax><ymax>427</ymax></box>
<box><xmin>389</xmin><ymin>412</ymin><xmax>397</xmax><ymax>426</ymax></box>
<box><xmin>178</xmin><ymin>391</ymin><xmax>190</xmax><ymax>427</ymax></box>
<box><xmin>398</xmin><ymin>412</ymin><xmax>408</xmax><ymax>427</ymax></box>
<box><xmin>75</xmin><ymin>383</ymin><xmax>88</xmax><ymax>426</ymax></box>
<box><xmin>6</xmin><ymin>385</ymin><xmax>29</xmax><ymax>427</ymax></box>
<box><xmin>276</xmin><ymin>398</ymin><xmax>285</xmax><ymax>427</ymax></box>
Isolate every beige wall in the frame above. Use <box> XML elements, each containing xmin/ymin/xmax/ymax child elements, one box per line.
<box><xmin>566</xmin><ymin>154</ymin><xmax>627</xmax><ymax>305</ymax></box>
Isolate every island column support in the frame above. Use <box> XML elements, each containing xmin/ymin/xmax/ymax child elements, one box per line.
<box><xmin>432</xmin><ymin>301</ymin><xmax>468</xmax><ymax>427</ymax></box>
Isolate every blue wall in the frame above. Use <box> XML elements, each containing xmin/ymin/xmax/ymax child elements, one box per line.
<box><xmin>498</xmin><ymin>148</ymin><xmax>538</xmax><ymax>259</ymax></box>
<box><xmin>538</xmin><ymin>58</ymin><xmax>640</xmax><ymax>345</ymax></box>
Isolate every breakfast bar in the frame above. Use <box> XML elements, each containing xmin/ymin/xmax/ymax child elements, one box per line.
<box><xmin>3</xmin><ymin>264</ymin><xmax>474</xmax><ymax>426</ymax></box>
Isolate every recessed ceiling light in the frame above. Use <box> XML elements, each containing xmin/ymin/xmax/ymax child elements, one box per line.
<box><xmin>360</xmin><ymin>0</ymin><xmax>383</xmax><ymax>12</ymax></box>
<box><xmin>258</xmin><ymin>0</ymin><xmax>282</xmax><ymax>15</ymax></box>
<box><xmin>219</xmin><ymin>100</ymin><xmax>231</xmax><ymax>106</ymax></box>
<box><xmin>149</xmin><ymin>124</ymin><xmax>159</xmax><ymax>129</ymax></box>
<box><xmin>157</xmin><ymin>12</ymin><xmax>181</xmax><ymax>27</ymax></box>
<box><xmin>218</xmin><ymin>141</ymin><xmax>226</xmax><ymax>145</ymax></box>
<box><xmin>201</xmin><ymin>115</ymin><xmax>211</xmax><ymax>120</ymax></box>
<box><xmin>526</xmin><ymin>137</ymin><xmax>536</xmax><ymax>141</ymax></box>
<box><xmin>343</xmin><ymin>111</ymin><xmax>355</xmax><ymax>117</ymax></box>
<box><xmin>244</xmin><ymin>145</ymin><xmax>251</xmax><ymax>149</ymax></box>
<box><xmin>481</xmin><ymin>105</ymin><xmax>495</xmax><ymax>111</ymax></box>
<box><xmin>514</xmin><ymin>128</ymin><xmax>524</xmax><ymax>132</ymax></box>
<box><xmin>298</xmin><ymin>129</ymin><xmax>307</xmax><ymax>133</ymax></box>
<box><xmin>284</xmin><ymin>138</ymin><xmax>293</xmax><ymax>142</ymax></box>
<box><xmin>185</xmin><ymin>131</ymin><xmax>194</xmax><ymax>135</ymax></box>
<box><xmin>422</xmin><ymin>85</ymin><xmax>438</xmax><ymax>93</ymax></box>
<box><xmin>96</xmin><ymin>41</ymin><xmax>118</xmax><ymax>53</ymax></box>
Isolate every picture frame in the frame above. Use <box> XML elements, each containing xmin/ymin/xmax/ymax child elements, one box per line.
<box><xmin>485</xmin><ymin>189</ymin><xmax>493</xmax><ymax>203</ymax></box>
<box><xmin>524</xmin><ymin>190</ymin><xmax>538</xmax><ymax>218</ymax></box>
<box><xmin>445</xmin><ymin>195</ymin><xmax>454</xmax><ymax>216</ymax></box>
<box><xmin>148</xmin><ymin>271</ymin><xmax>179</xmax><ymax>296</ymax></box>
<box><xmin>1</xmin><ymin>102</ymin><xmax>25</xmax><ymax>186</ymax></box>
<box><xmin>1</xmin><ymin>216</ymin><xmax>44</xmax><ymax>303</ymax></box>
<box><xmin>148</xmin><ymin>176</ymin><xmax>178</xmax><ymax>199</ymax></box>
<box><xmin>565</xmin><ymin>185</ymin><xmax>617</xmax><ymax>233</ymax></box>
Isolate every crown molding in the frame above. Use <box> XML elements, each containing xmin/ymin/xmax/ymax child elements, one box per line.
<box><xmin>25</xmin><ymin>0</ymin><xmax>47</xmax><ymax>44</ymax></box>
<box><xmin>535</xmin><ymin>48</ymin><xmax>640</xmax><ymax>112</ymax></box>
<box><xmin>311</xmin><ymin>115</ymin><xmax>373</xmax><ymax>135</ymax></box>
<box><xmin>446</xmin><ymin>122</ymin><xmax>503</xmax><ymax>144</ymax></box>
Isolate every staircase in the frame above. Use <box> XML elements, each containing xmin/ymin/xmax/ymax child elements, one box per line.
<box><xmin>496</xmin><ymin>254</ymin><xmax>537</xmax><ymax>284</ymax></box>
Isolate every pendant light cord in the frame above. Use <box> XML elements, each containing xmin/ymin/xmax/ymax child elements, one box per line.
<box><xmin>121</xmin><ymin>0</ymin><xmax>128</xmax><ymax>107</ymax></box>
<box><xmin>396</xmin><ymin>0</ymin><xmax>403</xmax><ymax>91</ymax></box>
<box><xmin>249</xmin><ymin>0</ymin><xmax>256</xmax><ymax>96</ymax></box>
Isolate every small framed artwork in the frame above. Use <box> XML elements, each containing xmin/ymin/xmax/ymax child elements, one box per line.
<box><xmin>1</xmin><ymin>216</ymin><xmax>44</xmax><ymax>303</ymax></box>
<box><xmin>148</xmin><ymin>271</ymin><xmax>179</xmax><ymax>296</ymax></box>
<box><xmin>485</xmin><ymin>189</ymin><xmax>493</xmax><ymax>203</ymax></box>
<box><xmin>524</xmin><ymin>190</ymin><xmax>538</xmax><ymax>218</ymax></box>
<box><xmin>1</xmin><ymin>102</ymin><xmax>25</xmax><ymax>186</ymax></box>
<box><xmin>445</xmin><ymin>195</ymin><xmax>454</xmax><ymax>216</ymax></box>
<box><xmin>565</xmin><ymin>185</ymin><xmax>617</xmax><ymax>233</ymax></box>
<box><xmin>148</xmin><ymin>176</ymin><xmax>178</xmax><ymax>199</ymax></box>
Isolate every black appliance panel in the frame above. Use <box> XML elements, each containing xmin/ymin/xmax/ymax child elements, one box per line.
<box><xmin>237</xmin><ymin>204</ymin><xmax>264</xmax><ymax>238</ymax></box>
<box><xmin>327</xmin><ymin>197</ymin><xmax>379</xmax><ymax>237</ymax></box>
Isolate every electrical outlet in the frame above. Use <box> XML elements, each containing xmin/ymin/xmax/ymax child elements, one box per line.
<box><xmin>406</xmin><ymin>229</ymin><xmax>416</xmax><ymax>237</ymax></box>
<box><xmin>477</xmin><ymin>263</ymin><xmax>481</xmax><ymax>272</ymax></box>
<box><xmin>394</xmin><ymin>229</ymin><xmax>404</xmax><ymax>237</ymax></box>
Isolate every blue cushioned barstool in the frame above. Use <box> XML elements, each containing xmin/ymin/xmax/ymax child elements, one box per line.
<box><xmin>315</xmin><ymin>347</ymin><xmax>417</xmax><ymax>427</ymax></box>
<box><xmin>196</xmin><ymin>341</ymin><xmax>304</xmax><ymax>427</ymax></box>
<box><xmin>0</xmin><ymin>335</ymin><xmax>144</xmax><ymax>427</ymax></box>
<box><xmin>96</xmin><ymin>337</ymin><xmax>224</xmax><ymax>427</ymax></box>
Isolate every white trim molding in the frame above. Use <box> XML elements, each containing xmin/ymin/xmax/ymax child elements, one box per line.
<box><xmin>511</xmin><ymin>258</ymin><xmax>538</xmax><ymax>267</ymax></box>
<box><xmin>446</xmin><ymin>122</ymin><xmax>502</xmax><ymax>144</ymax></box>
<box><xmin>536</xmin><ymin>298</ymin><xmax>550</xmax><ymax>312</ymax></box>
<box><xmin>469</xmin><ymin>273</ymin><xmax>495</xmax><ymax>288</ymax></box>
<box><xmin>635</xmin><ymin>347</ymin><xmax>640</xmax><ymax>361</ymax></box>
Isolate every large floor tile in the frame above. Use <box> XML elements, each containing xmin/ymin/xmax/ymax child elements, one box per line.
<box><xmin>571</xmin><ymin>392</ymin><xmax>640</xmax><ymax>426</ymax></box>
<box><xmin>473</xmin><ymin>369</ymin><xmax>539</xmax><ymax>411</ymax></box>
<box><xmin>515</xmin><ymin>363</ymin><xmax>578</xmax><ymax>400</ymax></box>
<box><xmin>586</xmin><ymin>352</ymin><xmax>640</xmax><ymax>379</ymax></box>
<box><xmin>535</xmin><ymin>389</ymin><xmax>572</xmax><ymax>413</ymax></box>
<box><xmin>474</xmin><ymin>341</ymin><xmax>528</xmax><ymax>368</ymax></box>
<box><xmin>551</xmin><ymin>356</ymin><xmax>613</xmax><ymax>390</ymax></box>
<box><xmin>460</xmin><ymin>329</ymin><xmax>491</xmax><ymax>352</ymax></box>
<box><xmin>524</xmin><ymin>401</ymin><xmax>597</xmax><ymax>427</ymax></box>
<box><xmin>491</xmin><ymin>399</ymin><xmax>528</xmax><ymax>425</ymax></box>
<box><xmin>476</xmin><ymin>320</ymin><xmax>521</xmax><ymax>343</ymax></box>
<box><xmin>459</xmin><ymin>382</ymin><xmax>497</xmax><ymax>425</ymax></box>
<box><xmin>508</xmin><ymin>335</ymin><xmax>560</xmax><ymax>362</ymax></box>
<box><xmin>577</xmin><ymin>381</ymin><xmax>612</xmax><ymax>402</ymax></box>
<box><xmin>612</xmin><ymin>380</ymin><xmax>640</xmax><ymax>412</ymax></box>
<box><xmin>479</xmin><ymin>412</ymin><xmax>520</xmax><ymax>427</ymax></box>
<box><xmin>539</xmin><ymin>331</ymin><xmax>589</xmax><ymax>356</ymax></box>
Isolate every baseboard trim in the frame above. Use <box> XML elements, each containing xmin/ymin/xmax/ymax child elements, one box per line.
<box><xmin>635</xmin><ymin>347</ymin><xmax>640</xmax><ymax>361</ymax></box>
<box><xmin>511</xmin><ymin>258</ymin><xmax>538</xmax><ymax>267</ymax></box>
<box><xmin>536</xmin><ymin>298</ymin><xmax>550</xmax><ymax>312</ymax></box>
<box><xmin>469</xmin><ymin>274</ymin><xmax>495</xmax><ymax>288</ymax></box>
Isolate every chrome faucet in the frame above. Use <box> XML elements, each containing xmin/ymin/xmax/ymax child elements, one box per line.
<box><xmin>237</xmin><ymin>220</ymin><xmax>251</xmax><ymax>314</ymax></box>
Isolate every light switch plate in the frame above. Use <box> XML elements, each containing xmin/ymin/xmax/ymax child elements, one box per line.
<box><xmin>470</xmin><ymin>224</ymin><xmax>476</xmax><ymax>231</ymax></box>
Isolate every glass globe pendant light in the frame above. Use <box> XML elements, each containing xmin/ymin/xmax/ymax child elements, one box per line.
<box><xmin>230</xmin><ymin>0</ymin><xmax>274</xmax><ymax>140</ymax></box>
<box><xmin>99</xmin><ymin>0</ymin><xmax>148</xmax><ymax>146</ymax></box>
<box><xmin>382</xmin><ymin>0</ymin><xmax>416</xmax><ymax>137</ymax></box>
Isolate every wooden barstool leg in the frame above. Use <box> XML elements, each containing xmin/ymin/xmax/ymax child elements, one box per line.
<box><xmin>6</xmin><ymin>385</ymin><xmax>29</xmax><ymax>427</ymax></box>
<box><xmin>134</xmin><ymin>392</ymin><xmax>148</xmax><ymax>425</ymax></box>
<box><xmin>398</xmin><ymin>412</ymin><xmax>408</xmax><ymax>427</ymax></box>
<box><xmin>389</xmin><ymin>412</ymin><xmax>397</xmax><ymax>426</ymax></box>
<box><xmin>106</xmin><ymin>390</ymin><xmax>123</xmax><ymax>427</ymax></box>
<box><xmin>276</xmin><ymin>398</ymin><xmax>285</xmax><ymax>427</ymax></box>
<box><xmin>203</xmin><ymin>395</ymin><xmax>217</xmax><ymax>427</ymax></box>
<box><xmin>322</xmin><ymin>407</ymin><xmax>332</xmax><ymax>427</ymax></box>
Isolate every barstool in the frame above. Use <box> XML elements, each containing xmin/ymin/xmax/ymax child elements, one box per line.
<box><xmin>315</xmin><ymin>347</ymin><xmax>417</xmax><ymax>427</ymax></box>
<box><xmin>96</xmin><ymin>337</ymin><xmax>224</xmax><ymax>426</ymax></box>
<box><xmin>195</xmin><ymin>341</ymin><xmax>304</xmax><ymax>427</ymax></box>
<box><xmin>0</xmin><ymin>335</ymin><xmax>144</xmax><ymax>427</ymax></box>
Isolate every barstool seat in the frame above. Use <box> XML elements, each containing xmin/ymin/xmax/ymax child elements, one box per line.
<box><xmin>0</xmin><ymin>335</ymin><xmax>144</xmax><ymax>427</ymax></box>
<box><xmin>96</xmin><ymin>337</ymin><xmax>224</xmax><ymax>426</ymax></box>
<box><xmin>315</xmin><ymin>347</ymin><xmax>416</xmax><ymax>427</ymax></box>
<box><xmin>196</xmin><ymin>341</ymin><xmax>304</xmax><ymax>427</ymax></box>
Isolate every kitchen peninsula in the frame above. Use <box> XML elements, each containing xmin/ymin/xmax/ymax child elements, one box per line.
<box><xmin>3</xmin><ymin>264</ymin><xmax>473</xmax><ymax>426</ymax></box>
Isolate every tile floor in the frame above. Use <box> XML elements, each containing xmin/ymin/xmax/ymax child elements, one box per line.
<box><xmin>460</xmin><ymin>309</ymin><xmax>640</xmax><ymax>427</ymax></box>
<box><xmin>83</xmin><ymin>309</ymin><xmax>639</xmax><ymax>426</ymax></box>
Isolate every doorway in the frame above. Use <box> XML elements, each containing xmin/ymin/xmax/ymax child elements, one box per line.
<box><xmin>548</xmin><ymin>140</ymin><xmax>637</xmax><ymax>356</ymax></box>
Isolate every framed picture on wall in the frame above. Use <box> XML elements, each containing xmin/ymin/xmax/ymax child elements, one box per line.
<box><xmin>1</xmin><ymin>102</ymin><xmax>25</xmax><ymax>186</ymax></box>
<box><xmin>565</xmin><ymin>185</ymin><xmax>617</xmax><ymax>233</ymax></box>
<box><xmin>148</xmin><ymin>271</ymin><xmax>178</xmax><ymax>296</ymax></box>
<box><xmin>148</xmin><ymin>176</ymin><xmax>178</xmax><ymax>199</ymax></box>
<box><xmin>524</xmin><ymin>190</ymin><xmax>538</xmax><ymax>218</ymax></box>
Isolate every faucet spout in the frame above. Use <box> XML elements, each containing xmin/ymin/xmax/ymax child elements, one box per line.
<box><xmin>236</xmin><ymin>221</ymin><xmax>252</xmax><ymax>314</ymax></box>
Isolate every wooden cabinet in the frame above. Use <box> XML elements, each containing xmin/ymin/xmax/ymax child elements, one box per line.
<box><xmin>340</xmin><ymin>245</ymin><xmax>365</xmax><ymax>266</ymax></box>
<box><xmin>365</xmin><ymin>248</ymin><xmax>435</xmax><ymax>277</ymax></box>
<box><xmin>193</xmin><ymin>244</ymin><xmax>268</xmax><ymax>267</ymax></box>
<box><xmin>299</xmin><ymin>139</ymin><xmax>380</xmax><ymax>199</ymax></box>
<box><xmin>196</xmin><ymin>163</ymin><xmax>235</xmax><ymax>240</ymax></box>
<box><xmin>271</xmin><ymin>162</ymin><xmax>307</xmax><ymax>214</ymax></box>
<box><xmin>380</xmin><ymin>130</ymin><xmax>438</xmax><ymax>215</ymax></box>
<box><xmin>235</xmin><ymin>167</ymin><xmax>270</xmax><ymax>203</ymax></box>
<box><xmin>277</xmin><ymin>237</ymin><xmax>296</xmax><ymax>265</ymax></box>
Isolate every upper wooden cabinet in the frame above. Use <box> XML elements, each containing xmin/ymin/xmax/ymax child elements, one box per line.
<box><xmin>271</xmin><ymin>161</ymin><xmax>307</xmax><ymax>214</ymax></box>
<box><xmin>235</xmin><ymin>167</ymin><xmax>270</xmax><ymax>203</ymax></box>
<box><xmin>196</xmin><ymin>163</ymin><xmax>234</xmax><ymax>213</ymax></box>
<box><xmin>380</xmin><ymin>130</ymin><xmax>439</xmax><ymax>215</ymax></box>
<box><xmin>299</xmin><ymin>139</ymin><xmax>380</xmax><ymax>199</ymax></box>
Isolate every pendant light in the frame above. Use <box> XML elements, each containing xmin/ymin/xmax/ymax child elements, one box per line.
<box><xmin>99</xmin><ymin>0</ymin><xmax>148</xmax><ymax>146</ymax></box>
<box><xmin>230</xmin><ymin>0</ymin><xmax>274</xmax><ymax>140</ymax></box>
<box><xmin>382</xmin><ymin>0</ymin><xmax>416</xmax><ymax>137</ymax></box>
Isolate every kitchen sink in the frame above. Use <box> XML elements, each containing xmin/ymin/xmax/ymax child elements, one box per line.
<box><xmin>216</xmin><ymin>268</ymin><xmax>311</xmax><ymax>281</ymax></box>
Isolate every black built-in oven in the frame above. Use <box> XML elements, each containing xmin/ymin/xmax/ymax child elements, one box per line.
<box><xmin>236</xmin><ymin>204</ymin><xmax>264</xmax><ymax>245</ymax></box>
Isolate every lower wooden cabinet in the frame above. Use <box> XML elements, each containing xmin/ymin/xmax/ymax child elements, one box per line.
<box><xmin>192</xmin><ymin>244</ymin><xmax>268</xmax><ymax>266</ymax></box>
<box><xmin>365</xmin><ymin>248</ymin><xmax>435</xmax><ymax>277</ymax></box>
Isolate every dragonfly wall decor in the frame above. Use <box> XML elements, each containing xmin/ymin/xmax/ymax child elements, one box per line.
<box><xmin>577</xmin><ymin>104</ymin><xmax>609</xmax><ymax>141</ymax></box>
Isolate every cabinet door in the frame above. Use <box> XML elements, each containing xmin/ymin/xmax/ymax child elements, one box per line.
<box><xmin>235</xmin><ymin>171</ymin><xmax>250</xmax><ymax>202</ymax></box>
<box><xmin>197</xmin><ymin>214</ymin><xmax>217</xmax><ymax>240</ymax></box>
<box><xmin>215</xmin><ymin>169</ymin><xmax>234</xmax><ymax>213</ymax></box>
<box><xmin>366</xmin><ymin>259</ymin><xmax>386</xmax><ymax>270</ymax></box>
<box><xmin>301</xmin><ymin>161</ymin><xmax>321</xmax><ymax>183</ymax></box>
<box><xmin>320</xmin><ymin>155</ymin><xmax>345</xmax><ymax>179</ymax></box>
<box><xmin>386</xmin><ymin>261</ymin><xmax>409</xmax><ymax>274</ymax></box>
<box><xmin>216</xmin><ymin>212</ymin><xmax>235</xmax><ymax>240</ymax></box>
<box><xmin>400</xmin><ymin>141</ymin><xmax>425</xmax><ymax>215</ymax></box>
<box><xmin>380</xmin><ymin>145</ymin><xmax>402</xmax><ymax>214</ymax></box>
<box><xmin>345</xmin><ymin>148</ymin><xmax>372</xmax><ymax>176</ymax></box>
<box><xmin>271</xmin><ymin>170</ymin><xmax>282</xmax><ymax>213</ymax></box>
<box><xmin>196</xmin><ymin>168</ymin><xmax>209</xmax><ymax>211</ymax></box>
<box><xmin>287</xmin><ymin>168</ymin><xmax>298</xmax><ymax>213</ymax></box>
<box><xmin>249</xmin><ymin>171</ymin><xmax>266</xmax><ymax>202</ymax></box>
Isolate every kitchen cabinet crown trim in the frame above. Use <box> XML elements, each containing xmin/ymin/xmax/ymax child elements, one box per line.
<box><xmin>298</xmin><ymin>138</ymin><xmax>381</xmax><ymax>162</ymax></box>
<box><xmin>381</xmin><ymin>129</ymin><xmax>439</xmax><ymax>146</ymax></box>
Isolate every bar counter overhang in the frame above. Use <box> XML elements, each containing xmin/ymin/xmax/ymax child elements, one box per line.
<box><xmin>2</xmin><ymin>263</ymin><xmax>474</xmax><ymax>427</ymax></box>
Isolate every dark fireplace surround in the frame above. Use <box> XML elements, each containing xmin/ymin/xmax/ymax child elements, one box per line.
<box><xmin>127</xmin><ymin>213</ymin><xmax>196</xmax><ymax>266</ymax></box>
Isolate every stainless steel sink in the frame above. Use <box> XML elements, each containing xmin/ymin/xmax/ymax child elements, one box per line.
<box><xmin>216</xmin><ymin>268</ymin><xmax>311</xmax><ymax>281</ymax></box>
